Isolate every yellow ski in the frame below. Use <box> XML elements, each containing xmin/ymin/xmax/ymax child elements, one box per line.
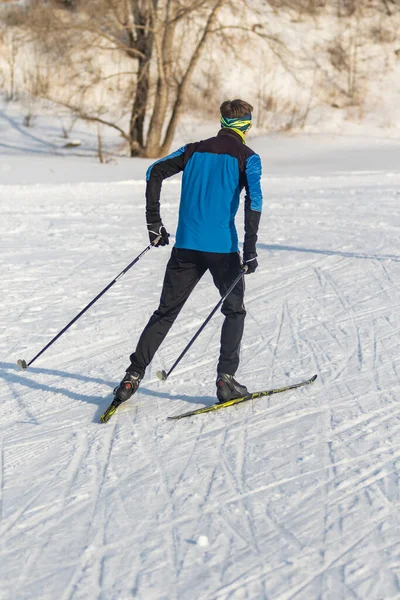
<box><xmin>167</xmin><ymin>374</ymin><xmax>317</xmax><ymax>420</ymax></box>
<box><xmin>100</xmin><ymin>399</ymin><xmax>123</xmax><ymax>423</ymax></box>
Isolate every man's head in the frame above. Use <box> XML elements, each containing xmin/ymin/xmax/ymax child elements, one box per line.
<box><xmin>220</xmin><ymin>99</ymin><xmax>253</xmax><ymax>141</ymax></box>
<box><xmin>220</xmin><ymin>99</ymin><xmax>253</xmax><ymax>120</ymax></box>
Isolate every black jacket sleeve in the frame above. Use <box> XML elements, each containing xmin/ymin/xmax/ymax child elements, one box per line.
<box><xmin>243</xmin><ymin>196</ymin><xmax>261</xmax><ymax>255</ymax></box>
<box><xmin>145</xmin><ymin>147</ymin><xmax>186</xmax><ymax>223</ymax></box>
<box><xmin>243</xmin><ymin>153</ymin><xmax>263</xmax><ymax>256</ymax></box>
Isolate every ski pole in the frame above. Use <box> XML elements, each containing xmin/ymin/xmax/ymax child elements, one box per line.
<box><xmin>156</xmin><ymin>266</ymin><xmax>247</xmax><ymax>382</ymax></box>
<box><xmin>17</xmin><ymin>236</ymin><xmax>161</xmax><ymax>370</ymax></box>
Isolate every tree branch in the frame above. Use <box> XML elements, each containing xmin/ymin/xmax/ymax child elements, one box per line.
<box><xmin>50</xmin><ymin>98</ymin><xmax>130</xmax><ymax>141</ymax></box>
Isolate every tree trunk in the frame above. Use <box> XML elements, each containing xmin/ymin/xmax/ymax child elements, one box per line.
<box><xmin>160</xmin><ymin>0</ymin><xmax>226</xmax><ymax>156</ymax></box>
<box><xmin>129</xmin><ymin>56</ymin><xmax>151</xmax><ymax>156</ymax></box>
<box><xmin>145</xmin><ymin>1</ymin><xmax>176</xmax><ymax>157</ymax></box>
<box><xmin>128</xmin><ymin>1</ymin><xmax>155</xmax><ymax>156</ymax></box>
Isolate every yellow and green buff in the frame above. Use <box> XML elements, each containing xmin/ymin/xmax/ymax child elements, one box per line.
<box><xmin>220</xmin><ymin>114</ymin><xmax>252</xmax><ymax>143</ymax></box>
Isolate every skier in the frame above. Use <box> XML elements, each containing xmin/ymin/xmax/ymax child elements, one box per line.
<box><xmin>114</xmin><ymin>99</ymin><xmax>263</xmax><ymax>404</ymax></box>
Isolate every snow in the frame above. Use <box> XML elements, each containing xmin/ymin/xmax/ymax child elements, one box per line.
<box><xmin>1</xmin><ymin>114</ymin><xmax>400</xmax><ymax>600</ymax></box>
<box><xmin>197</xmin><ymin>536</ymin><xmax>209</xmax><ymax>548</ymax></box>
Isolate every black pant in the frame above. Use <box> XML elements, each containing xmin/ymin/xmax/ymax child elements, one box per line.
<box><xmin>129</xmin><ymin>248</ymin><xmax>246</xmax><ymax>377</ymax></box>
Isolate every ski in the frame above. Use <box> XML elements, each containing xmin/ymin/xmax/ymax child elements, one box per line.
<box><xmin>167</xmin><ymin>374</ymin><xmax>317</xmax><ymax>420</ymax></box>
<box><xmin>101</xmin><ymin>374</ymin><xmax>318</xmax><ymax>423</ymax></box>
<box><xmin>100</xmin><ymin>398</ymin><xmax>124</xmax><ymax>423</ymax></box>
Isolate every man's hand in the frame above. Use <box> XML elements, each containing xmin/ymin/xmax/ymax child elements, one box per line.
<box><xmin>243</xmin><ymin>252</ymin><xmax>258</xmax><ymax>274</ymax></box>
<box><xmin>147</xmin><ymin>221</ymin><xmax>170</xmax><ymax>247</ymax></box>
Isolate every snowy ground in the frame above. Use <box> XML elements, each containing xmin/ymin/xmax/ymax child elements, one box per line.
<box><xmin>1</xmin><ymin>118</ymin><xmax>400</xmax><ymax>599</ymax></box>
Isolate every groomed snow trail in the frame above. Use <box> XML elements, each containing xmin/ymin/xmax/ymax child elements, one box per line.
<box><xmin>1</xmin><ymin>148</ymin><xmax>400</xmax><ymax>599</ymax></box>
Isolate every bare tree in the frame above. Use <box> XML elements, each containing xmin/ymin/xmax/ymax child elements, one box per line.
<box><xmin>18</xmin><ymin>0</ymin><xmax>228</xmax><ymax>157</ymax></box>
<box><xmin>0</xmin><ymin>27</ymin><xmax>21</xmax><ymax>100</ymax></box>
<box><xmin>4</xmin><ymin>0</ymin><xmax>400</xmax><ymax>152</ymax></box>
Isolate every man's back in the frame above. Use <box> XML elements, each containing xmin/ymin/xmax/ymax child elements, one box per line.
<box><xmin>177</xmin><ymin>129</ymin><xmax>259</xmax><ymax>253</ymax></box>
<box><xmin>145</xmin><ymin>127</ymin><xmax>262</xmax><ymax>254</ymax></box>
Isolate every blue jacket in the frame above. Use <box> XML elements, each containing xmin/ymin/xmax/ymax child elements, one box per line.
<box><xmin>145</xmin><ymin>128</ymin><xmax>263</xmax><ymax>254</ymax></box>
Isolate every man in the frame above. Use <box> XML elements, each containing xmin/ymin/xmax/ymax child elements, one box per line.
<box><xmin>114</xmin><ymin>99</ymin><xmax>263</xmax><ymax>404</ymax></box>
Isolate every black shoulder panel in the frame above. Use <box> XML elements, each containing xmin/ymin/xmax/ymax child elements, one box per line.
<box><xmin>184</xmin><ymin>129</ymin><xmax>255</xmax><ymax>173</ymax></box>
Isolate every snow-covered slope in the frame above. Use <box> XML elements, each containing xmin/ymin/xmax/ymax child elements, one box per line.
<box><xmin>1</xmin><ymin>130</ymin><xmax>400</xmax><ymax>599</ymax></box>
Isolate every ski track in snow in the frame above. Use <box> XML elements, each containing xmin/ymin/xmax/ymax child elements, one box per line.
<box><xmin>1</xmin><ymin>161</ymin><xmax>400</xmax><ymax>600</ymax></box>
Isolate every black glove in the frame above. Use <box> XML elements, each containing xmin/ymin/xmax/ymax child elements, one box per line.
<box><xmin>147</xmin><ymin>221</ymin><xmax>169</xmax><ymax>246</ymax></box>
<box><xmin>243</xmin><ymin>252</ymin><xmax>258</xmax><ymax>274</ymax></box>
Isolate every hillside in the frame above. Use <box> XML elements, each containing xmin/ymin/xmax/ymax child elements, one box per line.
<box><xmin>1</xmin><ymin>0</ymin><xmax>400</xmax><ymax>152</ymax></box>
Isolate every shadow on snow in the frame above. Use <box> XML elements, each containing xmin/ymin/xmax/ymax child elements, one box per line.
<box><xmin>258</xmin><ymin>242</ymin><xmax>399</xmax><ymax>262</ymax></box>
<box><xmin>0</xmin><ymin>362</ymin><xmax>214</xmax><ymax>423</ymax></box>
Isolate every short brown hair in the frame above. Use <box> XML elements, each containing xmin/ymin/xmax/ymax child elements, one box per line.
<box><xmin>220</xmin><ymin>99</ymin><xmax>253</xmax><ymax>119</ymax></box>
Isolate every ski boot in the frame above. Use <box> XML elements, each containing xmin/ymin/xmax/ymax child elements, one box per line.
<box><xmin>113</xmin><ymin>371</ymin><xmax>142</xmax><ymax>403</ymax></box>
<box><xmin>100</xmin><ymin>371</ymin><xmax>142</xmax><ymax>423</ymax></box>
<box><xmin>216</xmin><ymin>373</ymin><xmax>248</xmax><ymax>403</ymax></box>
